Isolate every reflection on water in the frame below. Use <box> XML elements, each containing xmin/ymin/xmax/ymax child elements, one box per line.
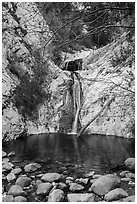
<box><xmin>3</xmin><ymin>133</ymin><xmax>135</xmax><ymax>173</ymax></box>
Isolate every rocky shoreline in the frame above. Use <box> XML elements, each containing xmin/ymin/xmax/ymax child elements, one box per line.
<box><xmin>2</xmin><ymin>150</ymin><xmax>135</xmax><ymax>202</ymax></box>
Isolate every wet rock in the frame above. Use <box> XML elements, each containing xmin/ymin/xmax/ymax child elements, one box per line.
<box><xmin>24</xmin><ymin>163</ymin><xmax>41</xmax><ymax>172</ymax></box>
<box><xmin>90</xmin><ymin>174</ymin><xmax>121</xmax><ymax>196</ymax></box>
<box><xmin>2</xmin><ymin>195</ymin><xmax>15</xmax><ymax>202</ymax></box>
<box><xmin>2</xmin><ymin>151</ymin><xmax>7</xmax><ymax>158</ymax></box>
<box><xmin>58</xmin><ymin>182</ymin><xmax>67</xmax><ymax>190</ymax></box>
<box><xmin>8</xmin><ymin>151</ymin><xmax>15</xmax><ymax>157</ymax></box>
<box><xmin>7</xmin><ymin>173</ymin><xmax>16</xmax><ymax>182</ymax></box>
<box><xmin>36</xmin><ymin>183</ymin><xmax>52</xmax><ymax>195</ymax></box>
<box><xmin>122</xmin><ymin>195</ymin><xmax>135</xmax><ymax>202</ymax></box>
<box><xmin>2</xmin><ymin>174</ymin><xmax>6</xmax><ymax>181</ymax></box>
<box><xmin>67</xmin><ymin>193</ymin><xmax>95</xmax><ymax>202</ymax></box>
<box><xmin>120</xmin><ymin>177</ymin><xmax>131</xmax><ymax>182</ymax></box>
<box><xmin>125</xmin><ymin>172</ymin><xmax>135</xmax><ymax>179</ymax></box>
<box><xmin>69</xmin><ymin>182</ymin><xmax>84</xmax><ymax>192</ymax></box>
<box><xmin>120</xmin><ymin>170</ymin><xmax>130</xmax><ymax>177</ymax></box>
<box><xmin>104</xmin><ymin>188</ymin><xmax>128</xmax><ymax>201</ymax></box>
<box><xmin>2</xmin><ymin>158</ymin><xmax>9</xmax><ymax>164</ymax></box>
<box><xmin>8</xmin><ymin>185</ymin><xmax>27</xmax><ymax>197</ymax></box>
<box><xmin>76</xmin><ymin>178</ymin><xmax>89</xmax><ymax>185</ymax></box>
<box><xmin>16</xmin><ymin>176</ymin><xmax>31</xmax><ymax>187</ymax></box>
<box><xmin>11</xmin><ymin>167</ymin><xmax>22</xmax><ymax>175</ymax></box>
<box><xmin>124</xmin><ymin>158</ymin><xmax>135</xmax><ymax>172</ymax></box>
<box><xmin>2</xmin><ymin>162</ymin><xmax>14</xmax><ymax>172</ymax></box>
<box><xmin>14</xmin><ymin>196</ymin><xmax>27</xmax><ymax>202</ymax></box>
<box><xmin>48</xmin><ymin>189</ymin><xmax>64</xmax><ymax>202</ymax></box>
<box><xmin>41</xmin><ymin>173</ymin><xmax>62</xmax><ymax>182</ymax></box>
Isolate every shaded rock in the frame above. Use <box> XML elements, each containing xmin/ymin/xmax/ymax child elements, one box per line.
<box><xmin>67</xmin><ymin>193</ymin><xmax>95</xmax><ymax>202</ymax></box>
<box><xmin>120</xmin><ymin>170</ymin><xmax>130</xmax><ymax>177</ymax></box>
<box><xmin>90</xmin><ymin>174</ymin><xmax>121</xmax><ymax>196</ymax></box>
<box><xmin>36</xmin><ymin>183</ymin><xmax>52</xmax><ymax>195</ymax></box>
<box><xmin>89</xmin><ymin>179</ymin><xmax>97</xmax><ymax>185</ymax></box>
<box><xmin>121</xmin><ymin>177</ymin><xmax>131</xmax><ymax>182</ymax></box>
<box><xmin>7</xmin><ymin>173</ymin><xmax>16</xmax><ymax>182</ymax></box>
<box><xmin>2</xmin><ymin>162</ymin><xmax>14</xmax><ymax>172</ymax></box>
<box><xmin>16</xmin><ymin>176</ymin><xmax>31</xmax><ymax>187</ymax></box>
<box><xmin>69</xmin><ymin>182</ymin><xmax>84</xmax><ymax>192</ymax></box>
<box><xmin>2</xmin><ymin>151</ymin><xmax>7</xmax><ymax>158</ymax></box>
<box><xmin>8</xmin><ymin>151</ymin><xmax>15</xmax><ymax>157</ymax></box>
<box><xmin>2</xmin><ymin>174</ymin><xmax>6</xmax><ymax>181</ymax></box>
<box><xmin>8</xmin><ymin>185</ymin><xmax>27</xmax><ymax>197</ymax></box>
<box><xmin>104</xmin><ymin>188</ymin><xmax>128</xmax><ymax>201</ymax></box>
<box><xmin>124</xmin><ymin>158</ymin><xmax>135</xmax><ymax>172</ymax></box>
<box><xmin>2</xmin><ymin>195</ymin><xmax>14</xmax><ymax>202</ymax></box>
<box><xmin>48</xmin><ymin>189</ymin><xmax>64</xmax><ymax>202</ymax></box>
<box><xmin>66</xmin><ymin>180</ymin><xmax>73</xmax><ymax>184</ymax></box>
<box><xmin>24</xmin><ymin>163</ymin><xmax>41</xmax><ymax>172</ymax></box>
<box><xmin>58</xmin><ymin>182</ymin><xmax>67</xmax><ymax>190</ymax></box>
<box><xmin>41</xmin><ymin>173</ymin><xmax>62</xmax><ymax>182</ymax></box>
<box><xmin>36</xmin><ymin>173</ymin><xmax>44</xmax><ymax>178</ymax></box>
<box><xmin>122</xmin><ymin>195</ymin><xmax>135</xmax><ymax>202</ymax></box>
<box><xmin>11</xmin><ymin>167</ymin><xmax>22</xmax><ymax>175</ymax></box>
<box><xmin>14</xmin><ymin>196</ymin><xmax>27</xmax><ymax>202</ymax></box>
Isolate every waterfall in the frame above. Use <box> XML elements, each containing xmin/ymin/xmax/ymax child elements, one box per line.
<box><xmin>71</xmin><ymin>72</ymin><xmax>82</xmax><ymax>134</ymax></box>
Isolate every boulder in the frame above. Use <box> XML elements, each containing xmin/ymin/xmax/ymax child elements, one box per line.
<box><xmin>11</xmin><ymin>167</ymin><xmax>22</xmax><ymax>175</ymax></box>
<box><xmin>90</xmin><ymin>174</ymin><xmax>121</xmax><ymax>196</ymax></box>
<box><xmin>36</xmin><ymin>183</ymin><xmax>52</xmax><ymax>195</ymax></box>
<box><xmin>124</xmin><ymin>158</ymin><xmax>135</xmax><ymax>172</ymax></box>
<box><xmin>2</xmin><ymin>158</ymin><xmax>9</xmax><ymax>164</ymax></box>
<box><xmin>14</xmin><ymin>196</ymin><xmax>27</xmax><ymax>202</ymax></box>
<box><xmin>2</xmin><ymin>195</ymin><xmax>15</xmax><ymax>202</ymax></box>
<box><xmin>24</xmin><ymin>163</ymin><xmax>41</xmax><ymax>172</ymax></box>
<box><xmin>69</xmin><ymin>182</ymin><xmax>84</xmax><ymax>192</ymax></box>
<box><xmin>93</xmin><ymin>174</ymin><xmax>102</xmax><ymax>179</ymax></box>
<box><xmin>125</xmin><ymin>172</ymin><xmax>135</xmax><ymax>179</ymax></box>
<box><xmin>104</xmin><ymin>188</ymin><xmax>128</xmax><ymax>201</ymax></box>
<box><xmin>7</xmin><ymin>173</ymin><xmax>16</xmax><ymax>182</ymax></box>
<box><xmin>16</xmin><ymin>176</ymin><xmax>31</xmax><ymax>187</ymax></box>
<box><xmin>122</xmin><ymin>195</ymin><xmax>135</xmax><ymax>202</ymax></box>
<box><xmin>75</xmin><ymin>178</ymin><xmax>89</xmax><ymax>185</ymax></box>
<box><xmin>120</xmin><ymin>177</ymin><xmax>131</xmax><ymax>182</ymax></box>
<box><xmin>41</xmin><ymin>173</ymin><xmax>62</xmax><ymax>182</ymax></box>
<box><xmin>67</xmin><ymin>193</ymin><xmax>95</xmax><ymax>202</ymax></box>
<box><xmin>2</xmin><ymin>151</ymin><xmax>7</xmax><ymax>158</ymax></box>
<box><xmin>85</xmin><ymin>171</ymin><xmax>95</xmax><ymax>177</ymax></box>
<box><xmin>48</xmin><ymin>189</ymin><xmax>64</xmax><ymax>202</ymax></box>
<box><xmin>8</xmin><ymin>185</ymin><xmax>27</xmax><ymax>197</ymax></box>
<box><xmin>2</xmin><ymin>162</ymin><xmax>14</xmax><ymax>172</ymax></box>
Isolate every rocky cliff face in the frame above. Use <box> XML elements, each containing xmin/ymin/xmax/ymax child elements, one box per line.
<box><xmin>2</xmin><ymin>3</ymin><xmax>134</xmax><ymax>141</ymax></box>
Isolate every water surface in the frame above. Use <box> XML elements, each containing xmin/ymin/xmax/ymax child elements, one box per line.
<box><xmin>3</xmin><ymin>133</ymin><xmax>135</xmax><ymax>174</ymax></box>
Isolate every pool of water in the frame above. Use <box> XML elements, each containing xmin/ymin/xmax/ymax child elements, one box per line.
<box><xmin>3</xmin><ymin>133</ymin><xmax>135</xmax><ymax>174</ymax></box>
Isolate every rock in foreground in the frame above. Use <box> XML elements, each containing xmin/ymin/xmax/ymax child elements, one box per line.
<box><xmin>48</xmin><ymin>189</ymin><xmax>64</xmax><ymax>202</ymax></box>
<box><xmin>67</xmin><ymin>193</ymin><xmax>95</xmax><ymax>202</ymax></box>
<box><xmin>104</xmin><ymin>188</ymin><xmax>128</xmax><ymax>201</ymax></box>
<box><xmin>41</xmin><ymin>173</ymin><xmax>62</xmax><ymax>182</ymax></box>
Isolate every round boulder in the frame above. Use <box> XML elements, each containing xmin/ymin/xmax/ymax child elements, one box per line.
<box><xmin>11</xmin><ymin>167</ymin><xmax>22</xmax><ymax>175</ymax></box>
<box><xmin>90</xmin><ymin>174</ymin><xmax>121</xmax><ymax>196</ymax></box>
<box><xmin>67</xmin><ymin>193</ymin><xmax>95</xmax><ymax>202</ymax></box>
<box><xmin>8</xmin><ymin>185</ymin><xmax>27</xmax><ymax>197</ymax></box>
<box><xmin>41</xmin><ymin>173</ymin><xmax>62</xmax><ymax>182</ymax></box>
<box><xmin>24</xmin><ymin>163</ymin><xmax>41</xmax><ymax>172</ymax></box>
<box><xmin>2</xmin><ymin>151</ymin><xmax>7</xmax><ymax>158</ymax></box>
<box><xmin>104</xmin><ymin>188</ymin><xmax>128</xmax><ymax>201</ymax></box>
<box><xmin>16</xmin><ymin>176</ymin><xmax>31</xmax><ymax>187</ymax></box>
<box><xmin>48</xmin><ymin>189</ymin><xmax>65</xmax><ymax>202</ymax></box>
<box><xmin>14</xmin><ymin>196</ymin><xmax>27</xmax><ymax>202</ymax></box>
<box><xmin>36</xmin><ymin>183</ymin><xmax>52</xmax><ymax>195</ymax></box>
<box><xmin>7</xmin><ymin>173</ymin><xmax>16</xmax><ymax>182</ymax></box>
<box><xmin>2</xmin><ymin>162</ymin><xmax>14</xmax><ymax>172</ymax></box>
<box><xmin>69</xmin><ymin>182</ymin><xmax>84</xmax><ymax>192</ymax></box>
<box><xmin>124</xmin><ymin>158</ymin><xmax>135</xmax><ymax>172</ymax></box>
<box><xmin>2</xmin><ymin>195</ymin><xmax>14</xmax><ymax>202</ymax></box>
